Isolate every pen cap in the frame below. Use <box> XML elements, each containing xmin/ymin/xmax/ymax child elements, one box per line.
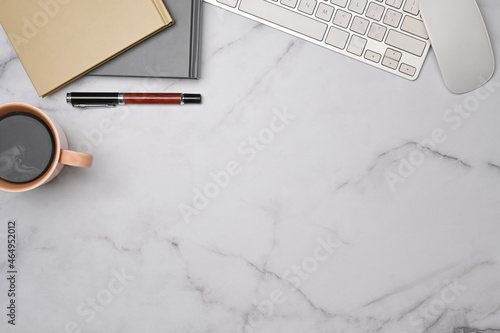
<box><xmin>182</xmin><ymin>94</ymin><xmax>202</xmax><ymax>104</ymax></box>
<box><xmin>66</xmin><ymin>93</ymin><xmax>120</xmax><ymax>106</ymax></box>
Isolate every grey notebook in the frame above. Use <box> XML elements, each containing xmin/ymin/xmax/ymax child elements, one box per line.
<box><xmin>89</xmin><ymin>0</ymin><xmax>201</xmax><ymax>79</ymax></box>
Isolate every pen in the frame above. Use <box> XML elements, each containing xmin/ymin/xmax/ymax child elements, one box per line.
<box><xmin>66</xmin><ymin>92</ymin><xmax>202</xmax><ymax>108</ymax></box>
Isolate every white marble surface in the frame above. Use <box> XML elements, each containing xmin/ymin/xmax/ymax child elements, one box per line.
<box><xmin>1</xmin><ymin>2</ymin><xmax>500</xmax><ymax>333</ymax></box>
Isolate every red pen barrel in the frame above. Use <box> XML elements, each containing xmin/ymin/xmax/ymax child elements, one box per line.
<box><xmin>124</xmin><ymin>93</ymin><xmax>182</xmax><ymax>104</ymax></box>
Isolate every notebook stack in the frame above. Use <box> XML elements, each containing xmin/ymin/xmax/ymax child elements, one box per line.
<box><xmin>91</xmin><ymin>0</ymin><xmax>202</xmax><ymax>79</ymax></box>
<box><xmin>0</xmin><ymin>0</ymin><xmax>202</xmax><ymax>97</ymax></box>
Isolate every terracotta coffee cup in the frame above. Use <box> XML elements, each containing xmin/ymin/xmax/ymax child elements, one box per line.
<box><xmin>0</xmin><ymin>103</ymin><xmax>93</xmax><ymax>192</ymax></box>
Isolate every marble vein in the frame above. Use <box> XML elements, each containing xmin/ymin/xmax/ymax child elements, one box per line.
<box><xmin>330</xmin><ymin>141</ymin><xmax>427</xmax><ymax>194</ymax></box>
<box><xmin>203</xmin><ymin>23</ymin><xmax>262</xmax><ymax>62</ymax></box>
<box><xmin>333</xmin><ymin>138</ymin><xmax>486</xmax><ymax>195</ymax></box>
<box><xmin>95</xmin><ymin>235</ymin><xmax>143</xmax><ymax>254</ymax></box>
<box><xmin>395</xmin><ymin>294</ymin><xmax>436</xmax><ymax>322</ymax></box>
<box><xmin>481</xmin><ymin>306</ymin><xmax>500</xmax><ymax>320</ymax></box>
<box><xmin>243</xmin><ymin>255</ymin><xmax>341</xmax><ymax>321</ymax></box>
<box><xmin>422</xmin><ymin>309</ymin><xmax>447</xmax><ymax>332</ymax></box>
<box><xmin>0</xmin><ymin>54</ymin><xmax>17</xmax><ymax>79</ymax></box>
<box><xmin>183</xmin><ymin>236</ymin><xmax>341</xmax><ymax>322</ymax></box>
<box><xmin>371</xmin><ymin>260</ymin><xmax>492</xmax><ymax>311</ymax></box>
<box><xmin>406</xmin><ymin>141</ymin><xmax>472</xmax><ymax>168</ymax></box>
<box><xmin>358</xmin><ymin>260</ymin><xmax>495</xmax><ymax>333</ymax></box>
<box><xmin>488</xmin><ymin>162</ymin><xmax>500</xmax><ymax>170</ymax></box>
<box><xmin>362</xmin><ymin>259</ymin><xmax>465</xmax><ymax>307</ymax></box>
<box><xmin>211</xmin><ymin>39</ymin><xmax>299</xmax><ymax>130</ymax></box>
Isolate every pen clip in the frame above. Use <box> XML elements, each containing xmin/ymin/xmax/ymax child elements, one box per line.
<box><xmin>73</xmin><ymin>104</ymin><xmax>118</xmax><ymax>108</ymax></box>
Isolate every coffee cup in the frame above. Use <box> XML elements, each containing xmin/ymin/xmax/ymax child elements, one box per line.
<box><xmin>0</xmin><ymin>103</ymin><xmax>93</xmax><ymax>192</ymax></box>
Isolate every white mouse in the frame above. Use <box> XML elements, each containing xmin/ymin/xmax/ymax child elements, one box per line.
<box><xmin>420</xmin><ymin>0</ymin><xmax>495</xmax><ymax>94</ymax></box>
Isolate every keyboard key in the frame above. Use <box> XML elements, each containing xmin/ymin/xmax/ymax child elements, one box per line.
<box><xmin>315</xmin><ymin>3</ymin><xmax>335</xmax><ymax>21</ymax></box>
<box><xmin>240</xmin><ymin>0</ymin><xmax>328</xmax><ymax>41</ymax></box>
<box><xmin>399</xmin><ymin>63</ymin><xmax>417</xmax><ymax>76</ymax></box>
<box><xmin>385</xmin><ymin>0</ymin><xmax>403</xmax><ymax>9</ymax></box>
<box><xmin>367</xmin><ymin>22</ymin><xmax>387</xmax><ymax>41</ymax></box>
<box><xmin>383</xmin><ymin>8</ymin><xmax>402</xmax><ymax>27</ymax></box>
<box><xmin>385</xmin><ymin>29</ymin><xmax>426</xmax><ymax>56</ymax></box>
<box><xmin>281</xmin><ymin>0</ymin><xmax>298</xmax><ymax>8</ymax></box>
<box><xmin>384</xmin><ymin>48</ymin><xmax>402</xmax><ymax>61</ymax></box>
<box><xmin>350</xmin><ymin>16</ymin><xmax>369</xmax><ymax>35</ymax></box>
<box><xmin>403</xmin><ymin>0</ymin><xmax>420</xmax><ymax>15</ymax></box>
<box><xmin>382</xmin><ymin>55</ymin><xmax>399</xmax><ymax>69</ymax></box>
<box><xmin>298</xmin><ymin>0</ymin><xmax>317</xmax><ymax>15</ymax></box>
<box><xmin>364</xmin><ymin>49</ymin><xmax>381</xmax><ymax>62</ymax></box>
<box><xmin>365</xmin><ymin>2</ymin><xmax>385</xmax><ymax>21</ymax></box>
<box><xmin>330</xmin><ymin>0</ymin><xmax>348</xmax><ymax>7</ymax></box>
<box><xmin>333</xmin><ymin>9</ymin><xmax>352</xmax><ymax>28</ymax></box>
<box><xmin>401</xmin><ymin>15</ymin><xmax>428</xmax><ymax>39</ymax></box>
<box><xmin>347</xmin><ymin>35</ymin><xmax>367</xmax><ymax>56</ymax></box>
<box><xmin>348</xmin><ymin>0</ymin><xmax>367</xmax><ymax>14</ymax></box>
<box><xmin>217</xmin><ymin>0</ymin><xmax>238</xmax><ymax>7</ymax></box>
<box><xmin>325</xmin><ymin>26</ymin><xmax>350</xmax><ymax>49</ymax></box>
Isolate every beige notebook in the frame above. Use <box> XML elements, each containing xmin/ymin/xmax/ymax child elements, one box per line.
<box><xmin>0</xmin><ymin>0</ymin><xmax>174</xmax><ymax>97</ymax></box>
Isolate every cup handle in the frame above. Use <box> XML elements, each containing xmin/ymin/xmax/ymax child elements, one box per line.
<box><xmin>59</xmin><ymin>150</ymin><xmax>93</xmax><ymax>168</ymax></box>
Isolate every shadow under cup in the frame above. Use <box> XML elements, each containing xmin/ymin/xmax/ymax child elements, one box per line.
<box><xmin>0</xmin><ymin>103</ymin><xmax>93</xmax><ymax>192</ymax></box>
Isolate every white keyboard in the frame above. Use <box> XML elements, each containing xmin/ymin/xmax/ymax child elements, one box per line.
<box><xmin>204</xmin><ymin>0</ymin><xmax>431</xmax><ymax>80</ymax></box>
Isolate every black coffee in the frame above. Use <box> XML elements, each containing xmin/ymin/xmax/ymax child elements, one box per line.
<box><xmin>0</xmin><ymin>112</ymin><xmax>55</xmax><ymax>183</ymax></box>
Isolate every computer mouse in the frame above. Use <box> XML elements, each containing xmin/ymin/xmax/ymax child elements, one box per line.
<box><xmin>420</xmin><ymin>0</ymin><xmax>495</xmax><ymax>94</ymax></box>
